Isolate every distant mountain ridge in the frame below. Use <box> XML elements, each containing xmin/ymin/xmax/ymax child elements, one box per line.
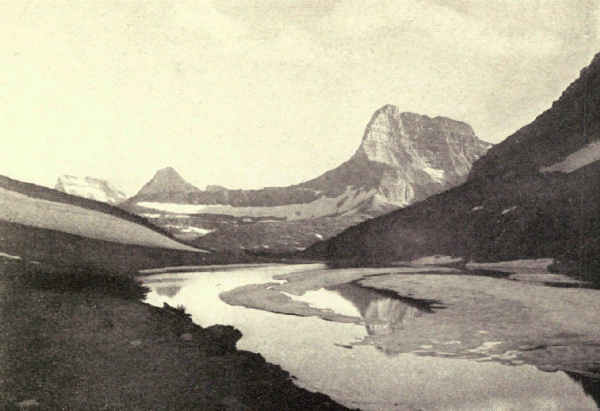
<box><xmin>128</xmin><ymin>106</ymin><xmax>490</xmax><ymax>220</ymax></box>
<box><xmin>55</xmin><ymin>175</ymin><xmax>127</xmax><ymax>204</ymax></box>
<box><xmin>305</xmin><ymin>52</ymin><xmax>600</xmax><ymax>274</ymax></box>
<box><xmin>122</xmin><ymin>106</ymin><xmax>490</xmax><ymax>252</ymax></box>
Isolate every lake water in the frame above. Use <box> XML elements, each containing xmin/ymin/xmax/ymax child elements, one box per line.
<box><xmin>141</xmin><ymin>264</ymin><xmax>599</xmax><ymax>410</ymax></box>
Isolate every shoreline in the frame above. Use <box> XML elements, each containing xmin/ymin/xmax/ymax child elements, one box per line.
<box><xmin>0</xmin><ymin>259</ymin><xmax>351</xmax><ymax>410</ymax></box>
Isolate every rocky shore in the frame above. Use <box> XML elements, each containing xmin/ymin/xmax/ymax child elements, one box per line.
<box><xmin>0</xmin><ymin>259</ymin><xmax>350</xmax><ymax>410</ymax></box>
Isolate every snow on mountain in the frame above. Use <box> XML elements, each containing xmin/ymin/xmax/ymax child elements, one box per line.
<box><xmin>129</xmin><ymin>106</ymin><xmax>490</xmax><ymax>221</ymax></box>
<box><xmin>540</xmin><ymin>141</ymin><xmax>600</xmax><ymax>174</ymax></box>
<box><xmin>55</xmin><ymin>175</ymin><xmax>127</xmax><ymax>204</ymax></box>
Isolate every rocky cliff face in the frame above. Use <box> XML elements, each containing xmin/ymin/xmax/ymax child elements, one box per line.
<box><xmin>55</xmin><ymin>175</ymin><xmax>127</xmax><ymax>205</ymax></box>
<box><xmin>306</xmin><ymin>52</ymin><xmax>600</xmax><ymax>275</ymax></box>
<box><xmin>344</xmin><ymin>105</ymin><xmax>491</xmax><ymax>207</ymax></box>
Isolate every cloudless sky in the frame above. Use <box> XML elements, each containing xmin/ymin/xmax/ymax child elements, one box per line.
<box><xmin>2</xmin><ymin>0</ymin><xmax>599</xmax><ymax>194</ymax></box>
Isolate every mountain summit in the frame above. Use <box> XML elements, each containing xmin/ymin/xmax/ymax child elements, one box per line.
<box><xmin>125</xmin><ymin>107</ymin><xmax>490</xmax><ymax>251</ymax></box>
<box><xmin>136</xmin><ymin>167</ymin><xmax>199</xmax><ymax>198</ymax></box>
<box><xmin>336</xmin><ymin>105</ymin><xmax>491</xmax><ymax>207</ymax></box>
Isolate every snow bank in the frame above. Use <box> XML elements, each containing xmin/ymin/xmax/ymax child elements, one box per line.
<box><xmin>541</xmin><ymin>141</ymin><xmax>600</xmax><ymax>173</ymax></box>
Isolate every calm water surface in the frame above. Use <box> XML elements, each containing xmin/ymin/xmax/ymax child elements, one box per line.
<box><xmin>141</xmin><ymin>264</ymin><xmax>599</xmax><ymax>410</ymax></box>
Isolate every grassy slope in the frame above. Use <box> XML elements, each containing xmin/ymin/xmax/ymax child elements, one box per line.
<box><xmin>0</xmin><ymin>220</ymin><xmax>265</xmax><ymax>273</ymax></box>
<box><xmin>0</xmin><ymin>175</ymin><xmax>177</xmax><ymax>241</ymax></box>
<box><xmin>0</xmin><ymin>259</ymin><xmax>349</xmax><ymax>410</ymax></box>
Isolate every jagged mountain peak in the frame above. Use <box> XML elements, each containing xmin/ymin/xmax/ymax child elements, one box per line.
<box><xmin>352</xmin><ymin>106</ymin><xmax>491</xmax><ymax>203</ymax></box>
<box><xmin>136</xmin><ymin>167</ymin><xmax>199</xmax><ymax>197</ymax></box>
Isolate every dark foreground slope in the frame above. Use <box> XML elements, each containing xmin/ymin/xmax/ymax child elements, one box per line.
<box><xmin>0</xmin><ymin>259</ymin><xmax>348</xmax><ymax>410</ymax></box>
<box><xmin>305</xmin><ymin>53</ymin><xmax>600</xmax><ymax>276</ymax></box>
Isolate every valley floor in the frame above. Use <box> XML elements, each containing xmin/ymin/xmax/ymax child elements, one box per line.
<box><xmin>0</xmin><ymin>260</ymin><xmax>348</xmax><ymax>410</ymax></box>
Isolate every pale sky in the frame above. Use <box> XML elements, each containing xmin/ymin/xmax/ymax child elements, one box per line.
<box><xmin>2</xmin><ymin>0</ymin><xmax>599</xmax><ymax>195</ymax></box>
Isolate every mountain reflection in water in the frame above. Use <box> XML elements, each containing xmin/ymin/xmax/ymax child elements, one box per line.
<box><xmin>326</xmin><ymin>282</ymin><xmax>445</xmax><ymax>336</ymax></box>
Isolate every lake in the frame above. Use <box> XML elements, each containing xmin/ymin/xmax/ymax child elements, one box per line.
<box><xmin>141</xmin><ymin>263</ymin><xmax>600</xmax><ymax>410</ymax></box>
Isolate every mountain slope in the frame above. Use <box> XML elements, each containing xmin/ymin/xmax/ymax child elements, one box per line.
<box><xmin>55</xmin><ymin>175</ymin><xmax>127</xmax><ymax>204</ymax></box>
<box><xmin>0</xmin><ymin>175</ymin><xmax>211</xmax><ymax>271</ymax></box>
<box><xmin>304</xmin><ymin>53</ymin><xmax>600</xmax><ymax>274</ymax></box>
<box><xmin>124</xmin><ymin>107</ymin><xmax>490</xmax><ymax>252</ymax></box>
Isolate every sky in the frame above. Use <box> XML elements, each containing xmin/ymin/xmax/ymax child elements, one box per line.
<box><xmin>2</xmin><ymin>0</ymin><xmax>599</xmax><ymax>195</ymax></box>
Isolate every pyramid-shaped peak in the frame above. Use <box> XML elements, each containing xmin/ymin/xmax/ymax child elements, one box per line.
<box><xmin>136</xmin><ymin>167</ymin><xmax>199</xmax><ymax>197</ymax></box>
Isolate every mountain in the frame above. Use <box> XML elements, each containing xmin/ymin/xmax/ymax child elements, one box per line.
<box><xmin>304</xmin><ymin>52</ymin><xmax>600</xmax><ymax>276</ymax></box>
<box><xmin>136</xmin><ymin>166</ymin><xmax>200</xmax><ymax>197</ymax></box>
<box><xmin>124</xmin><ymin>107</ymin><xmax>490</xmax><ymax>252</ymax></box>
<box><xmin>55</xmin><ymin>175</ymin><xmax>127</xmax><ymax>204</ymax></box>
<box><xmin>0</xmin><ymin>175</ymin><xmax>214</xmax><ymax>272</ymax></box>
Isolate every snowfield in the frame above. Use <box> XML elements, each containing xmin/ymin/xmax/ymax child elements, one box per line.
<box><xmin>137</xmin><ymin>186</ymin><xmax>376</xmax><ymax>220</ymax></box>
<box><xmin>0</xmin><ymin>187</ymin><xmax>204</xmax><ymax>252</ymax></box>
<box><xmin>541</xmin><ymin>141</ymin><xmax>600</xmax><ymax>173</ymax></box>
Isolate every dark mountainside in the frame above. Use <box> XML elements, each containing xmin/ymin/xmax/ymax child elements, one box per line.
<box><xmin>305</xmin><ymin>53</ymin><xmax>600</xmax><ymax>276</ymax></box>
<box><xmin>124</xmin><ymin>107</ymin><xmax>490</xmax><ymax>252</ymax></box>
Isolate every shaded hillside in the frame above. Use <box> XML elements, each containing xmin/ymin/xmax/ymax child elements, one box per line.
<box><xmin>305</xmin><ymin>52</ymin><xmax>600</xmax><ymax>275</ymax></box>
<box><xmin>0</xmin><ymin>221</ymin><xmax>256</xmax><ymax>273</ymax></box>
<box><xmin>0</xmin><ymin>176</ymin><xmax>249</xmax><ymax>271</ymax></box>
<box><xmin>0</xmin><ymin>175</ymin><xmax>175</xmax><ymax>241</ymax></box>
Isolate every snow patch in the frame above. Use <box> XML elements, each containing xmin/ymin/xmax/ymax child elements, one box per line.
<box><xmin>164</xmin><ymin>224</ymin><xmax>214</xmax><ymax>236</ymax></box>
<box><xmin>142</xmin><ymin>213</ymin><xmax>161</xmax><ymax>219</ymax></box>
<box><xmin>314</xmin><ymin>233</ymin><xmax>324</xmax><ymax>240</ymax></box>
<box><xmin>472</xmin><ymin>205</ymin><xmax>484</xmax><ymax>211</ymax></box>
<box><xmin>541</xmin><ymin>141</ymin><xmax>600</xmax><ymax>173</ymax></box>
<box><xmin>423</xmin><ymin>166</ymin><xmax>445</xmax><ymax>183</ymax></box>
<box><xmin>0</xmin><ymin>251</ymin><xmax>21</xmax><ymax>260</ymax></box>
<box><xmin>501</xmin><ymin>206</ymin><xmax>517</xmax><ymax>215</ymax></box>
